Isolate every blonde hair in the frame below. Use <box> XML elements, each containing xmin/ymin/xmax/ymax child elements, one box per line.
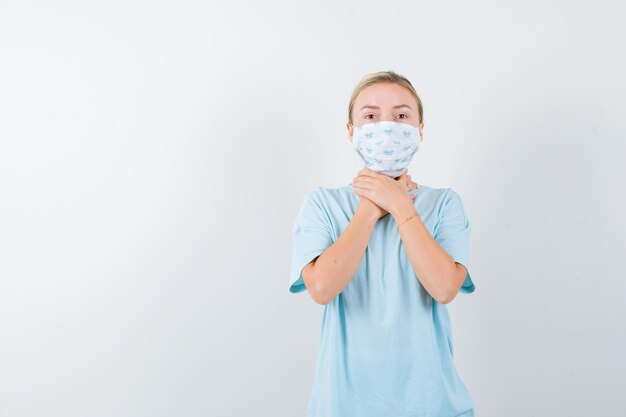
<box><xmin>348</xmin><ymin>70</ymin><xmax>424</xmax><ymax>125</ymax></box>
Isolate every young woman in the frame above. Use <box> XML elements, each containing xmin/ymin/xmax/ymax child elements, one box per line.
<box><xmin>289</xmin><ymin>70</ymin><xmax>476</xmax><ymax>417</ymax></box>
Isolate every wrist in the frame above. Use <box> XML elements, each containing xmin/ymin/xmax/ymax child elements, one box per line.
<box><xmin>354</xmin><ymin>205</ymin><xmax>380</xmax><ymax>225</ymax></box>
<box><xmin>390</xmin><ymin>198</ymin><xmax>418</xmax><ymax>222</ymax></box>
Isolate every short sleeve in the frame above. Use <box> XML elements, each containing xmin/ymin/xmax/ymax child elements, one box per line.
<box><xmin>289</xmin><ymin>190</ymin><xmax>334</xmax><ymax>293</ymax></box>
<box><xmin>433</xmin><ymin>189</ymin><xmax>475</xmax><ymax>294</ymax></box>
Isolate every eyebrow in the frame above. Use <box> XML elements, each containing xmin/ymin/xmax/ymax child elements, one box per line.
<box><xmin>359</xmin><ymin>104</ymin><xmax>412</xmax><ymax>111</ymax></box>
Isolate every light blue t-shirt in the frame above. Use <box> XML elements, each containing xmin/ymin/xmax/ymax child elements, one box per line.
<box><xmin>289</xmin><ymin>182</ymin><xmax>476</xmax><ymax>417</ymax></box>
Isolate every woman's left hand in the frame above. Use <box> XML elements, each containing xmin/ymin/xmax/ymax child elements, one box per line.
<box><xmin>352</xmin><ymin>167</ymin><xmax>416</xmax><ymax>215</ymax></box>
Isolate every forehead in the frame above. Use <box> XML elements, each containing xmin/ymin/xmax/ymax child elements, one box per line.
<box><xmin>355</xmin><ymin>82</ymin><xmax>416</xmax><ymax>109</ymax></box>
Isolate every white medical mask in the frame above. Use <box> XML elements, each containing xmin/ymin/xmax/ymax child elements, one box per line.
<box><xmin>350</xmin><ymin>121</ymin><xmax>422</xmax><ymax>178</ymax></box>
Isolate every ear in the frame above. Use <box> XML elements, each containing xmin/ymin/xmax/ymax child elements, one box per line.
<box><xmin>418</xmin><ymin>122</ymin><xmax>424</xmax><ymax>143</ymax></box>
<box><xmin>346</xmin><ymin>121</ymin><xmax>354</xmax><ymax>143</ymax></box>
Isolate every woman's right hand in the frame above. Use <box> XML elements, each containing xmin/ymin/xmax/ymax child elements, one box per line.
<box><xmin>354</xmin><ymin>169</ymin><xmax>417</xmax><ymax>221</ymax></box>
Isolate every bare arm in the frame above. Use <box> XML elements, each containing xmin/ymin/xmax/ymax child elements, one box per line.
<box><xmin>301</xmin><ymin>207</ymin><xmax>379</xmax><ymax>305</ymax></box>
<box><xmin>389</xmin><ymin>199</ymin><xmax>467</xmax><ymax>304</ymax></box>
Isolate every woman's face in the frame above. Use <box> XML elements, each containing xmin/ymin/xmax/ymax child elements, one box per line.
<box><xmin>347</xmin><ymin>82</ymin><xmax>424</xmax><ymax>144</ymax></box>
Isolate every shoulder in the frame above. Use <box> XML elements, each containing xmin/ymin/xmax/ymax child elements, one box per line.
<box><xmin>412</xmin><ymin>186</ymin><xmax>468</xmax><ymax>219</ymax></box>
<box><xmin>307</xmin><ymin>183</ymin><xmax>355</xmax><ymax>207</ymax></box>
<box><xmin>409</xmin><ymin>184</ymin><xmax>459</xmax><ymax>204</ymax></box>
<box><xmin>434</xmin><ymin>187</ymin><xmax>470</xmax><ymax>224</ymax></box>
<box><xmin>295</xmin><ymin>185</ymin><xmax>349</xmax><ymax>221</ymax></box>
<box><xmin>317</xmin><ymin>182</ymin><xmax>353</xmax><ymax>196</ymax></box>
<box><xmin>441</xmin><ymin>187</ymin><xmax>464</xmax><ymax>205</ymax></box>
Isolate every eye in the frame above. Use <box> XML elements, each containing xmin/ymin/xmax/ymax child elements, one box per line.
<box><xmin>398</xmin><ymin>114</ymin><xmax>408</xmax><ymax>119</ymax></box>
<box><xmin>365</xmin><ymin>114</ymin><xmax>375</xmax><ymax>120</ymax></box>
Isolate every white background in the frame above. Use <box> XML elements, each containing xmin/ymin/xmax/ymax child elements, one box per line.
<box><xmin>1</xmin><ymin>1</ymin><xmax>625</xmax><ymax>416</ymax></box>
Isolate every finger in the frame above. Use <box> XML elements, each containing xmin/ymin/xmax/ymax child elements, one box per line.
<box><xmin>352</xmin><ymin>178</ymin><xmax>374</xmax><ymax>189</ymax></box>
<box><xmin>353</xmin><ymin>174</ymin><xmax>378</xmax><ymax>184</ymax></box>
<box><xmin>359</xmin><ymin>167</ymin><xmax>379</xmax><ymax>178</ymax></box>
<box><xmin>352</xmin><ymin>187</ymin><xmax>373</xmax><ymax>199</ymax></box>
<box><xmin>352</xmin><ymin>174</ymin><xmax>374</xmax><ymax>184</ymax></box>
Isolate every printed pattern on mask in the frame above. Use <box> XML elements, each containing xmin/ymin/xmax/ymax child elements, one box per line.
<box><xmin>352</xmin><ymin>121</ymin><xmax>421</xmax><ymax>177</ymax></box>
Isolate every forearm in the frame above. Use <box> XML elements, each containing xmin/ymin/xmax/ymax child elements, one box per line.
<box><xmin>310</xmin><ymin>208</ymin><xmax>378</xmax><ymax>304</ymax></box>
<box><xmin>390</xmin><ymin>200</ymin><xmax>458</xmax><ymax>303</ymax></box>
